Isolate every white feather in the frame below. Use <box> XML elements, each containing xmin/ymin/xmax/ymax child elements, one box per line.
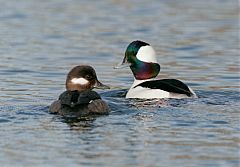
<box><xmin>126</xmin><ymin>79</ymin><xmax>197</xmax><ymax>99</ymax></box>
<box><xmin>71</xmin><ymin>78</ymin><xmax>89</xmax><ymax>85</ymax></box>
<box><xmin>126</xmin><ymin>86</ymin><xmax>170</xmax><ymax>99</ymax></box>
<box><xmin>126</xmin><ymin>79</ymin><xmax>169</xmax><ymax>98</ymax></box>
<box><xmin>136</xmin><ymin>45</ymin><xmax>157</xmax><ymax>63</ymax></box>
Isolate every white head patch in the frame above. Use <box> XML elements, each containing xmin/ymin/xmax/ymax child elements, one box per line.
<box><xmin>136</xmin><ymin>45</ymin><xmax>158</xmax><ymax>63</ymax></box>
<box><xmin>71</xmin><ymin>78</ymin><xmax>89</xmax><ymax>85</ymax></box>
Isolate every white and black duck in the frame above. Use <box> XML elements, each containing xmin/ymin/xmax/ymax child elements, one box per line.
<box><xmin>115</xmin><ymin>40</ymin><xmax>197</xmax><ymax>99</ymax></box>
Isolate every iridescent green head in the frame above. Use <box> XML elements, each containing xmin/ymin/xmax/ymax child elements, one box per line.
<box><xmin>116</xmin><ymin>40</ymin><xmax>160</xmax><ymax>80</ymax></box>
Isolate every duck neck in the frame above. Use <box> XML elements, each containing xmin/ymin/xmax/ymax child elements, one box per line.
<box><xmin>130</xmin><ymin>59</ymin><xmax>160</xmax><ymax>80</ymax></box>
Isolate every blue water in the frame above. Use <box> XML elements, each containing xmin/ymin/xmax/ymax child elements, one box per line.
<box><xmin>0</xmin><ymin>0</ymin><xmax>239</xmax><ymax>167</ymax></box>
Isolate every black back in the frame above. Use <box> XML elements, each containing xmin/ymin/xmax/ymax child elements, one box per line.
<box><xmin>135</xmin><ymin>79</ymin><xmax>193</xmax><ymax>97</ymax></box>
<box><xmin>59</xmin><ymin>90</ymin><xmax>101</xmax><ymax>107</ymax></box>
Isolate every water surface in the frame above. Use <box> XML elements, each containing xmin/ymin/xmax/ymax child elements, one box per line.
<box><xmin>0</xmin><ymin>0</ymin><xmax>239</xmax><ymax>167</ymax></box>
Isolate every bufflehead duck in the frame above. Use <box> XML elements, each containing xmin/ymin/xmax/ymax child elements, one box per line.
<box><xmin>115</xmin><ymin>40</ymin><xmax>197</xmax><ymax>99</ymax></box>
<box><xmin>49</xmin><ymin>65</ymin><xmax>110</xmax><ymax>117</ymax></box>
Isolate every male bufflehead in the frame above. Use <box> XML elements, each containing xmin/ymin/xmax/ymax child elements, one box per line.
<box><xmin>49</xmin><ymin>65</ymin><xmax>110</xmax><ymax>117</ymax></box>
<box><xmin>115</xmin><ymin>40</ymin><xmax>197</xmax><ymax>99</ymax></box>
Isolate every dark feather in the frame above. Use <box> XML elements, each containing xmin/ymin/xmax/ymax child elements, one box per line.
<box><xmin>59</xmin><ymin>90</ymin><xmax>101</xmax><ymax>107</ymax></box>
<box><xmin>134</xmin><ymin>79</ymin><xmax>193</xmax><ymax>97</ymax></box>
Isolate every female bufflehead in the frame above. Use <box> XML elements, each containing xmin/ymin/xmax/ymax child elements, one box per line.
<box><xmin>49</xmin><ymin>65</ymin><xmax>110</xmax><ymax>117</ymax></box>
<box><xmin>115</xmin><ymin>40</ymin><xmax>197</xmax><ymax>99</ymax></box>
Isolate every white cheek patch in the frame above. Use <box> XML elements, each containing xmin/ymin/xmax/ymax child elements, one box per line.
<box><xmin>136</xmin><ymin>45</ymin><xmax>158</xmax><ymax>63</ymax></box>
<box><xmin>71</xmin><ymin>78</ymin><xmax>89</xmax><ymax>85</ymax></box>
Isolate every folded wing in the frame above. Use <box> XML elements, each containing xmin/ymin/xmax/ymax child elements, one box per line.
<box><xmin>59</xmin><ymin>90</ymin><xmax>101</xmax><ymax>107</ymax></box>
<box><xmin>135</xmin><ymin>79</ymin><xmax>193</xmax><ymax>97</ymax></box>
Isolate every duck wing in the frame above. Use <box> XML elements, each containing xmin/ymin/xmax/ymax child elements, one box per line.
<box><xmin>77</xmin><ymin>90</ymin><xmax>101</xmax><ymax>104</ymax></box>
<box><xmin>135</xmin><ymin>79</ymin><xmax>192</xmax><ymax>97</ymax></box>
<box><xmin>59</xmin><ymin>90</ymin><xmax>101</xmax><ymax>107</ymax></box>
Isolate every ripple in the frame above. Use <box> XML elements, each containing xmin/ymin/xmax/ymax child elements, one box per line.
<box><xmin>174</xmin><ymin>45</ymin><xmax>203</xmax><ymax>51</ymax></box>
<box><xmin>0</xmin><ymin>0</ymin><xmax>239</xmax><ymax>166</ymax></box>
<box><xmin>0</xmin><ymin>118</ymin><xmax>11</xmax><ymax>123</ymax></box>
<box><xmin>212</xmin><ymin>120</ymin><xmax>229</xmax><ymax>125</ymax></box>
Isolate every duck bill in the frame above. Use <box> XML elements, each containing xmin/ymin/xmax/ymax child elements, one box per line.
<box><xmin>94</xmin><ymin>80</ymin><xmax>110</xmax><ymax>89</ymax></box>
<box><xmin>114</xmin><ymin>55</ymin><xmax>131</xmax><ymax>69</ymax></box>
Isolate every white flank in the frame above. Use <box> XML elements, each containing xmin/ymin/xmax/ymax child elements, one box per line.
<box><xmin>126</xmin><ymin>79</ymin><xmax>169</xmax><ymax>99</ymax></box>
<box><xmin>71</xmin><ymin>78</ymin><xmax>89</xmax><ymax>85</ymax></box>
<box><xmin>136</xmin><ymin>45</ymin><xmax>158</xmax><ymax>63</ymax></box>
<box><xmin>126</xmin><ymin>79</ymin><xmax>197</xmax><ymax>99</ymax></box>
<box><xmin>126</xmin><ymin>86</ymin><xmax>170</xmax><ymax>99</ymax></box>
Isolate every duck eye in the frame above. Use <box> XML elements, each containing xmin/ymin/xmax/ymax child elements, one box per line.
<box><xmin>85</xmin><ymin>75</ymin><xmax>92</xmax><ymax>80</ymax></box>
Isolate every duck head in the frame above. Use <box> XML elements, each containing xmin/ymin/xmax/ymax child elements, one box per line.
<box><xmin>115</xmin><ymin>40</ymin><xmax>160</xmax><ymax>80</ymax></box>
<box><xmin>66</xmin><ymin>65</ymin><xmax>109</xmax><ymax>91</ymax></box>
